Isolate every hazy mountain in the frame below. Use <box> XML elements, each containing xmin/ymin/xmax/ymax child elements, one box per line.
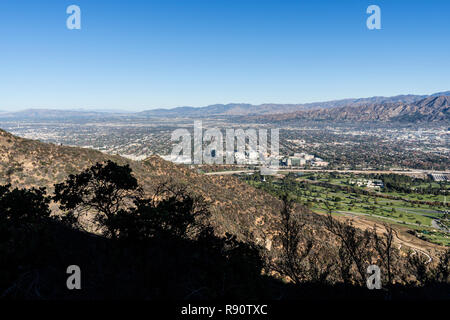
<box><xmin>1</xmin><ymin>91</ymin><xmax>449</xmax><ymax>120</ymax></box>
<box><xmin>137</xmin><ymin>103</ymin><xmax>306</xmax><ymax>117</ymax></box>
<box><xmin>0</xmin><ymin>109</ymin><xmax>119</xmax><ymax>121</ymax></box>
<box><xmin>298</xmin><ymin>94</ymin><xmax>428</xmax><ymax>109</ymax></box>
<box><xmin>430</xmin><ymin>91</ymin><xmax>450</xmax><ymax>97</ymax></box>
<box><xmin>252</xmin><ymin>96</ymin><xmax>450</xmax><ymax>123</ymax></box>
<box><xmin>138</xmin><ymin>95</ymin><xmax>432</xmax><ymax>117</ymax></box>
<box><xmin>137</xmin><ymin>93</ymin><xmax>448</xmax><ymax>117</ymax></box>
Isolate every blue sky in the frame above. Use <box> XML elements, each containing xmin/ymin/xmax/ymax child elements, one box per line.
<box><xmin>0</xmin><ymin>0</ymin><xmax>449</xmax><ymax>111</ymax></box>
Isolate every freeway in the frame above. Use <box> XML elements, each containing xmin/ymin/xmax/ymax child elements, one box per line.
<box><xmin>204</xmin><ymin>168</ymin><xmax>450</xmax><ymax>176</ymax></box>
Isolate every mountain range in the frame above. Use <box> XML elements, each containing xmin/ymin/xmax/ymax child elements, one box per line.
<box><xmin>250</xmin><ymin>95</ymin><xmax>450</xmax><ymax>123</ymax></box>
<box><xmin>1</xmin><ymin>91</ymin><xmax>449</xmax><ymax>122</ymax></box>
<box><xmin>136</xmin><ymin>91</ymin><xmax>450</xmax><ymax>118</ymax></box>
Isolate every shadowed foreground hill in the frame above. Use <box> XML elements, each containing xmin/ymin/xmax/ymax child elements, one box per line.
<box><xmin>0</xmin><ymin>160</ymin><xmax>449</xmax><ymax>300</ymax></box>
<box><xmin>1</xmin><ymin>129</ymin><xmax>449</xmax><ymax>300</ymax></box>
<box><xmin>0</xmin><ymin>128</ymin><xmax>281</xmax><ymax>243</ymax></box>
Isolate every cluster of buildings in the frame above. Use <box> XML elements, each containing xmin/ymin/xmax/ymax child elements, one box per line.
<box><xmin>430</xmin><ymin>173</ymin><xmax>450</xmax><ymax>182</ymax></box>
<box><xmin>349</xmin><ymin>179</ymin><xmax>384</xmax><ymax>190</ymax></box>
<box><xmin>234</xmin><ymin>150</ymin><xmax>262</xmax><ymax>165</ymax></box>
<box><xmin>162</xmin><ymin>149</ymin><xmax>330</xmax><ymax>168</ymax></box>
<box><xmin>280</xmin><ymin>153</ymin><xmax>329</xmax><ymax>167</ymax></box>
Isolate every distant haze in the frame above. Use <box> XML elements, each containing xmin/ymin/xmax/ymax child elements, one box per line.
<box><xmin>1</xmin><ymin>90</ymin><xmax>449</xmax><ymax>114</ymax></box>
<box><xmin>1</xmin><ymin>91</ymin><xmax>449</xmax><ymax>123</ymax></box>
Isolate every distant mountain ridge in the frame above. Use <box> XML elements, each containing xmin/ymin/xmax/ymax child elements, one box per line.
<box><xmin>137</xmin><ymin>94</ymin><xmax>438</xmax><ymax>117</ymax></box>
<box><xmin>136</xmin><ymin>91</ymin><xmax>450</xmax><ymax>117</ymax></box>
<box><xmin>0</xmin><ymin>109</ymin><xmax>118</xmax><ymax>120</ymax></box>
<box><xmin>1</xmin><ymin>91</ymin><xmax>449</xmax><ymax>121</ymax></box>
<box><xmin>251</xmin><ymin>95</ymin><xmax>450</xmax><ymax>123</ymax></box>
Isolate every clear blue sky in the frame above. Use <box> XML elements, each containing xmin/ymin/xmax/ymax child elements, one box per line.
<box><xmin>0</xmin><ymin>0</ymin><xmax>449</xmax><ymax>111</ymax></box>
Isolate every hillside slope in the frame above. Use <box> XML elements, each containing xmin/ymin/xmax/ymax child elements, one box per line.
<box><xmin>2</xmin><ymin>129</ymin><xmax>448</xmax><ymax>294</ymax></box>
<box><xmin>0</xmin><ymin>129</ymin><xmax>282</xmax><ymax>244</ymax></box>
